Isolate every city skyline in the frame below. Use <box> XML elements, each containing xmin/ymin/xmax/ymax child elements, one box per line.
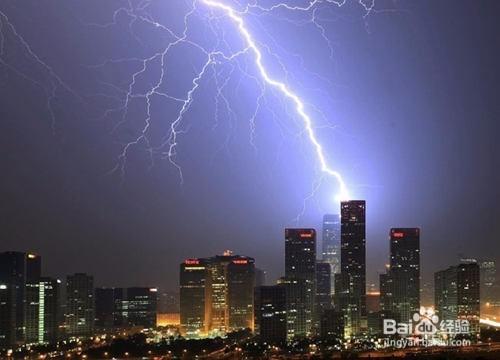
<box><xmin>0</xmin><ymin>1</ymin><xmax>498</xmax><ymax>292</ymax></box>
<box><xmin>1</xmin><ymin>0</ymin><xmax>499</xmax><ymax>357</ymax></box>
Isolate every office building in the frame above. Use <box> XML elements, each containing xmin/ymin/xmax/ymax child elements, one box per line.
<box><xmin>335</xmin><ymin>200</ymin><xmax>366</xmax><ymax>338</ymax></box>
<box><xmin>435</xmin><ymin>262</ymin><xmax>480</xmax><ymax>338</ymax></box>
<box><xmin>25</xmin><ymin>278</ymin><xmax>60</xmax><ymax>344</ymax></box>
<box><xmin>66</xmin><ymin>273</ymin><xmax>94</xmax><ymax>337</ymax></box>
<box><xmin>118</xmin><ymin>287</ymin><xmax>158</xmax><ymax>328</ymax></box>
<box><xmin>180</xmin><ymin>259</ymin><xmax>208</xmax><ymax>338</ymax></box>
<box><xmin>320</xmin><ymin>309</ymin><xmax>344</xmax><ymax>341</ymax></box>
<box><xmin>380</xmin><ymin>228</ymin><xmax>420</xmax><ymax>323</ymax></box>
<box><xmin>0</xmin><ymin>251</ymin><xmax>41</xmax><ymax>343</ymax></box>
<box><xmin>315</xmin><ymin>261</ymin><xmax>331</xmax><ymax>328</ymax></box>
<box><xmin>480</xmin><ymin>260</ymin><xmax>496</xmax><ymax>303</ymax></box>
<box><xmin>179</xmin><ymin>253</ymin><xmax>256</xmax><ymax>338</ymax></box>
<box><xmin>322</xmin><ymin>214</ymin><xmax>340</xmax><ymax>292</ymax></box>
<box><xmin>285</xmin><ymin>228</ymin><xmax>316</xmax><ymax>339</ymax></box>
<box><xmin>227</xmin><ymin>257</ymin><xmax>255</xmax><ymax>331</ymax></box>
<box><xmin>0</xmin><ymin>283</ymin><xmax>16</xmax><ymax>348</ymax></box>
<box><xmin>254</xmin><ymin>285</ymin><xmax>287</xmax><ymax>344</ymax></box>
<box><xmin>95</xmin><ymin>288</ymin><xmax>118</xmax><ymax>331</ymax></box>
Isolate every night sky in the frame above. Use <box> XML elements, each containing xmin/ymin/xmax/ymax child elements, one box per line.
<box><xmin>0</xmin><ymin>0</ymin><xmax>499</xmax><ymax>292</ymax></box>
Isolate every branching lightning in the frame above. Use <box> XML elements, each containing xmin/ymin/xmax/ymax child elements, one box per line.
<box><xmin>201</xmin><ymin>0</ymin><xmax>349</xmax><ymax>202</ymax></box>
<box><xmin>0</xmin><ymin>0</ymin><xmax>383</xmax><ymax>217</ymax></box>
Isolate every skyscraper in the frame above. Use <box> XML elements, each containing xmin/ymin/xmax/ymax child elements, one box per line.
<box><xmin>25</xmin><ymin>278</ymin><xmax>61</xmax><ymax>344</ymax></box>
<box><xmin>285</xmin><ymin>228</ymin><xmax>316</xmax><ymax>339</ymax></box>
<box><xmin>480</xmin><ymin>260</ymin><xmax>496</xmax><ymax>303</ymax></box>
<box><xmin>95</xmin><ymin>288</ymin><xmax>116</xmax><ymax>331</ymax></box>
<box><xmin>0</xmin><ymin>283</ymin><xmax>16</xmax><ymax>349</ymax></box>
<box><xmin>254</xmin><ymin>285</ymin><xmax>287</xmax><ymax>344</ymax></box>
<box><xmin>227</xmin><ymin>257</ymin><xmax>255</xmax><ymax>331</ymax></box>
<box><xmin>0</xmin><ymin>251</ymin><xmax>42</xmax><ymax>343</ymax></box>
<box><xmin>66</xmin><ymin>273</ymin><xmax>94</xmax><ymax>337</ymax></box>
<box><xmin>315</xmin><ymin>261</ymin><xmax>331</xmax><ymax>329</ymax></box>
<box><xmin>435</xmin><ymin>262</ymin><xmax>480</xmax><ymax>339</ymax></box>
<box><xmin>335</xmin><ymin>200</ymin><xmax>366</xmax><ymax>339</ymax></box>
<box><xmin>117</xmin><ymin>288</ymin><xmax>158</xmax><ymax>329</ymax></box>
<box><xmin>180</xmin><ymin>259</ymin><xmax>208</xmax><ymax>338</ymax></box>
<box><xmin>322</xmin><ymin>214</ymin><xmax>340</xmax><ymax>292</ymax></box>
<box><xmin>179</xmin><ymin>253</ymin><xmax>256</xmax><ymax>338</ymax></box>
<box><xmin>380</xmin><ymin>228</ymin><xmax>420</xmax><ymax>323</ymax></box>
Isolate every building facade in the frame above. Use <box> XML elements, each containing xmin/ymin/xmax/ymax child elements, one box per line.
<box><xmin>335</xmin><ymin>200</ymin><xmax>366</xmax><ymax>339</ymax></box>
<box><xmin>25</xmin><ymin>278</ymin><xmax>60</xmax><ymax>344</ymax></box>
<box><xmin>180</xmin><ymin>259</ymin><xmax>208</xmax><ymax>338</ymax></box>
<box><xmin>380</xmin><ymin>228</ymin><xmax>420</xmax><ymax>323</ymax></box>
<box><xmin>254</xmin><ymin>285</ymin><xmax>287</xmax><ymax>344</ymax></box>
<box><xmin>285</xmin><ymin>228</ymin><xmax>316</xmax><ymax>339</ymax></box>
<box><xmin>66</xmin><ymin>273</ymin><xmax>94</xmax><ymax>337</ymax></box>
<box><xmin>315</xmin><ymin>261</ymin><xmax>331</xmax><ymax>330</ymax></box>
<box><xmin>179</xmin><ymin>253</ymin><xmax>255</xmax><ymax>338</ymax></box>
<box><xmin>435</xmin><ymin>262</ymin><xmax>480</xmax><ymax>339</ymax></box>
<box><xmin>322</xmin><ymin>215</ymin><xmax>340</xmax><ymax>291</ymax></box>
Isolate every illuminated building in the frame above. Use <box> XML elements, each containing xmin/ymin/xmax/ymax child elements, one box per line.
<box><xmin>435</xmin><ymin>262</ymin><xmax>480</xmax><ymax>338</ymax></box>
<box><xmin>179</xmin><ymin>253</ymin><xmax>255</xmax><ymax>338</ymax></box>
<box><xmin>335</xmin><ymin>200</ymin><xmax>366</xmax><ymax>338</ymax></box>
<box><xmin>66</xmin><ymin>273</ymin><xmax>94</xmax><ymax>337</ymax></box>
<box><xmin>95</xmin><ymin>287</ymin><xmax>158</xmax><ymax>330</ymax></box>
<box><xmin>322</xmin><ymin>214</ymin><xmax>340</xmax><ymax>292</ymax></box>
<box><xmin>0</xmin><ymin>251</ymin><xmax>42</xmax><ymax>343</ymax></box>
<box><xmin>285</xmin><ymin>228</ymin><xmax>316</xmax><ymax>339</ymax></box>
<box><xmin>117</xmin><ymin>287</ymin><xmax>158</xmax><ymax>328</ymax></box>
<box><xmin>480</xmin><ymin>260</ymin><xmax>496</xmax><ymax>303</ymax></box>
<box><xmin>315</xmin><ymin>261</ymin><xmax>332</xmax><ymax>329</ymax></box>
<box><xmin>227</xmin><ymin>257</ymin><xmax>255</xmax><ymax>331</ymax></box>
<box><xmin>254</xmin><ymin>285</ymin><xmax>286</xmax><ymax>344</ymax></box>
<box><xmin>157</xmin><ymin>313</ymin><xmax>180</xmax><ymax>327</ymax></box>
<box><xmin>380</xmin><ymin>228</ymin><xmax>420</xmax><ymax>323</ymax></box>
<box><xmin>25</xmin><ymin>278</ymin><xmax>60</xmax><ymax>344</ymax></box>
<box><xmin>0</xmin><ymin>283</ymin><xmax>16</xmax><ymax>348</ymax></box>
<box><xmin>180</xmin><ymin>259</ymin><xmax>208</xmax><ymax>338</ymax></box>
<box><xmin>204</xmin><ymin>253</ymin><xmax>255</xmax><ymax>335</ymax></box>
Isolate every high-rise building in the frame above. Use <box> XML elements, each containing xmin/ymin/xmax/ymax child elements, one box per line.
<box><xmin>322</xmin><ymin>215</ymin><xmax>340</xmax><ymax>292</ymax></box>
<box><xmin>95</xmin><ymin>288</ymin><xmax>116</xmax><ymax>331</ymax></box>
<box><xmin>0</xmin><ymin>283</ymin><xmax>16</xmax><ymax>349</ymax></box>
<box><xmin>255</xmin><ymin>268</ymin><xmax>266</xmax><ymax>287</ymax></box>
<box><xmin>335</xmin><ymin>200</ymin><xmax>366</xmax><ymax>339</ymax></box>
<box><xmin>320</xmin><ymin>309</ymin><xmax>344</xmax><ymax>341</ymax></box>
<box><xmin>254</xmin><ymin>285</ymin><xmax>287</xmax><ymax>345</ymax></box>
<box><xmin>480</xmin><ymin>260</ymin><xmax>496</xmax><ymax>303</ymax></box>
<box><xmin>285</xmin><ymin>228</ymin><xmax>316</xmax><ymax>339</ymax></box>
<box><xmin>66</xmin><ymin>273</ymin><xmax>94</xmax><ymax>337</ymax></box>
<box><xmin>380</xmin><ymin>228</ymin><xmax>420</xmax><ymax>323</ymax></box>
<box><xmin>25</xmin><ymin>278</ymin><xmax>61</xmax><ymax>344</ymax></box>
<box><xmin>179</xmin><ymin>253</ymin><xmax>256</xmax><ymax>338</ymax></box>
<box><xmin>315</xmin><ymin>262</ymin><xmax>331</xmax><ymax>329</ymax></box>
<box><xmin>0</xmin><ymin>251</ymin><xmax>42</xmax><ymax>343</ymax></box>
<box><xmin>180</xmin><ymin>259</ymin><xmax>208</xmax><ymax>338</ymax></box>
<box><xmin>95</xmin><ymin>287</ymin><xmax>158</xmax><ymax>330</ymax></box>
<box><xmin>435</xmin><ymin>263</ymin><xmax>480</xmax><ymax>339</ymax></box>
<box><xmin>26</xmin><ymin>254</ymin><xmax>42</xmax><ymax>282</ymax></box>
<box><xmin>118</xmin><ymin>287</ymin><xmax>158</xmax><ymax>328</ymax></box>
<box><xmin>227</xmin><ymin>257</ymin><xmax>255</xmax><ymax>331</ymax></box>
<box><xmin>158</xmin><ymin>292</ymin><xmax>180</xmax><ymax>314</ymax></box>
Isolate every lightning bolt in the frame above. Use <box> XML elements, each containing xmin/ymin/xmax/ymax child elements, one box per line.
<box><xmin>0</xmin><ymin>0</ymin><xmax>382</xmax><ymax>214</ymax></box>
<box><xmin>201</xmin><ymin>0</ymin><xmax>350</xmax><ymax>202</ymax></box>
